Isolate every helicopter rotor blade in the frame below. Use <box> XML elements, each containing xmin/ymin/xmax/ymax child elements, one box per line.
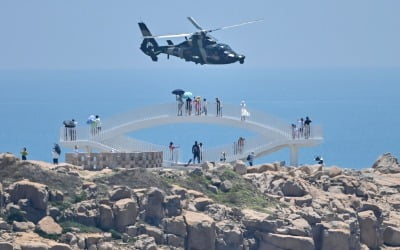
<box><xmin>143</xmin><ymin>33</ymin><xmax>193</xmax><ymax>39</ymax></box>
<box><xmin>207</xmin><ymin>19</ymin><xmax>263</xmax><ymax>33</ymax></box>
<box><xmin>187</xmin><ymin>17</ymin><xmax>204</xmax><ymax>31</ymax></box>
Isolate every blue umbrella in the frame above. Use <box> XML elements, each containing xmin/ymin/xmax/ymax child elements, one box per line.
<box><xmin>183</xmin><ymin>91</ymin><xmax>193</xmax><ymax>99</ymax></box>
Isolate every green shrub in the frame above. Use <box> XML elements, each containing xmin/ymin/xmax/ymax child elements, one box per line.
<box><xmin>60</xmin><ymin>221</ymin><xmax>103</xmax><ymax>234</ymax></box>
<box><xmin>6</xmin><ymin>210</ymin><xmax>26</xmax><ymax>223</ymax></box>
<box><xmin>72</xmin><ymin>191</ymin><xmax>88</xmax><ymax>203</ymax></box>
<box><xmin>109</xmin><ymin>229</ymin><xmax>122</xmax><ymax>239</ymax></box>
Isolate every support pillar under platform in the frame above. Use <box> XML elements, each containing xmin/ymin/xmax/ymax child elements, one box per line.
<box><xmin>290</xmin><ymin>145</ymin><xmax>299</xmax><ymax>167</ymax></box>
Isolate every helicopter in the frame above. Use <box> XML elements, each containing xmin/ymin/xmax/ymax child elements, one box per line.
<box><xmin>138</xmin><ymin>17</ymin><xmax>262</xmax><ymax>65</ymax></box>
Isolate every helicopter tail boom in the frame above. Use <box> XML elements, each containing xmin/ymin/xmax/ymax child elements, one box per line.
<box><xmin>138</xmin><ymin>22</ymin><xmax>160</xmax><ymax>61</ymax></box>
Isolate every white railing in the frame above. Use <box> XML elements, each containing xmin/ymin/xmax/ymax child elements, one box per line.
<box><xmin>60</xmin><ymin>102</ymin><xmax>323</xmax><ymax>142</ymax></box>
<box><xmin>60</xmin><ymin>102</ymin><xmax>323</xmax><ymax>164</ymax></box>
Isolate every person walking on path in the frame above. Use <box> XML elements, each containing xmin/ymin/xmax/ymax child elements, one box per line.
<box><xmin>247</xmin><ymin>151</ymin><xmax>255</xmax><ymax>166</ymax></box>
<box><xmin>192</xmin><ymin>141</ymin><xmax>201</xmax><ymax>164</ymax></box>
<box><xmin>216</xmin><ymin>98</ymin><xmax>222</xmax><ymax>117</ymax></box>
<box><xmin>20</xmin><ymin>147</ymin><xmax>28</xmax><ymax>160</ymax></box>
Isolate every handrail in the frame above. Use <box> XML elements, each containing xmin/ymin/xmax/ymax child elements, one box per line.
<box><xmin>60</xmin><ymin>102</ymin><xmax>323</xmax><ymax>164</ymax></box>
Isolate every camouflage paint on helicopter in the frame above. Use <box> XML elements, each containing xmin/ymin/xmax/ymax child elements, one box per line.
<box><xmin>139</xmin><ymin>17</ymin><xmax>262</xmax><ymax>65</ymax></box>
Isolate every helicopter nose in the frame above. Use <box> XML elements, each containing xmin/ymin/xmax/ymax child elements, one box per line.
<box><xmin>238</xmin><ymin>55</ymin><xmax>245</xmax><ymax>64</ymax></box>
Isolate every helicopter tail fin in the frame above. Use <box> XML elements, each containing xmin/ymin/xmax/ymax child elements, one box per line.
<box><xmin>138</xmin><ymin>22</ymin><xmax>160</xmax><ymax>62</ymax></box>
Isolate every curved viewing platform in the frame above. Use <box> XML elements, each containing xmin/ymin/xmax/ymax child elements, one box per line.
<box><xmin>60</xmin><ymin>102</ymin><xmax>323</xmax><ymax>166</ymax></box>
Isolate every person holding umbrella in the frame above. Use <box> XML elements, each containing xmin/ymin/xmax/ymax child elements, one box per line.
<box><xmin>183</xmin><ymin>91</ymin><xmax>193</xmax><ymax>116</ymax></box>
<box><xmin>172</xmin><ymin>89</ymin><xmax>185</xmax><ymax>116</ymax></box>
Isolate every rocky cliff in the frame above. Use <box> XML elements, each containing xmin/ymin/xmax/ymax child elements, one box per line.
<box><xmin>0</xmin><ymin>152</ymin><xmax>400</xmax><ymax>250</ymax></box>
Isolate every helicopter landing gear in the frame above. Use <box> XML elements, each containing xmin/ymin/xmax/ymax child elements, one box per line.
<box><xmin>151</xmin><ymin>56</ymin><xmax>158</xmax><ymax>62</ymax></box>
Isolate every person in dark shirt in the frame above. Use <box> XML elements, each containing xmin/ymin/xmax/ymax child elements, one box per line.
<box><xmin>192</xmin><ymin>141</ymin><xmax>200</xmax><ymax>164</ymax></box>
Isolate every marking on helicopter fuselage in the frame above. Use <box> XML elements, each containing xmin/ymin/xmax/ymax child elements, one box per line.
<box><xmin>197</xmin><ymin>38</ymin><xmax>208</xmax><ymax>64</ymax></box>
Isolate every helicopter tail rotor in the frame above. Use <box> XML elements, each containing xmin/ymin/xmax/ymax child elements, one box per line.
<box><xmin>138</xmin><ymin>22</ymin><xmax>160</xmax><ymax>61</ymax></box>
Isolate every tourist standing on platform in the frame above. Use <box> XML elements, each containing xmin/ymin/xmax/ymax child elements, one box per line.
<box><xmin>220</xmin><ymin>151</ymin><xmax>226</xmax><ymax>162</ymax></box>
<box><xmin>238</xmin><ymin>137</ymin><xmax>245</xmax><ymax>154</ymax></box>
<box><xmin>186</xmin><ymin>97</ymin><xmax>192</xmax><ymax>116</ymax></box>
<box><xmin>199</xmin><ymin>142</ymin><xmax>203</xmax><ymax>162</ymax></box>
<box><xmin>176</xmin><ymin>94</ymin><xmax>184</xmax><ymax>116</ymax></box>
<box><xmin>169</xmin><ymin>142</ymin><xmax>178</xmax><ymax>162</ymax></box>
<box><xmin>304</xmin><ymin>116</ymin><xmax>312</xmax><ymax>139</ymax></box>
<box><xmin>240</xmin><ymin>100</ymin><xmax>250</xmax><ymax>121</ymax></box>
<box><xmin>202</xmin><ymin>98</ymin><xmax>208</xmax><ymax>115</ymax></box>
<box><xmin>52</xmin><ymin>149</ymin><xmax>59</xmax><ymax>165</ymax></box>
<box><xmin>192</xmin><ymin>141</ymin><xmax>201</xmax><ymax>164</ymax></box>
<box><xmin>216</xmin><ymin>98</ymin><xmax>222</xmax><ymax>117</ymax></box>
<box><xmin>195</xmin><ymin>96</ymin><xmax>201</xmax><ymax>115</ymax></box>
<box><xmin>94</xmin><ymin>115</ymin><xmax>102</xmax><ymax>134</ymax></box>
<box><xmin>291</xmin><ymin>124</ymin><xmax>297</xmax><ymax>139</ymax></box>
<box><xmin>298</xmin><ymin>118</ymin><xmax>304</xmax><ymax>138</ymax></box>
<box><xmin>20</xmin><ymin>147</ymin><xmax>28</xmax><ymax>160</ymax></box>
<box><xmin>52</xmin><ymin>143</ymin><xmax>61</xmax><ymax>165</ymax></box>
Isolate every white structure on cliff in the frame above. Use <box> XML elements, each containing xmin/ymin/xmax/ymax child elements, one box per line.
<box><xmin>59</xmin><ymin>103</ymin><xmax>323</xmax><ymax>166</ymax></box>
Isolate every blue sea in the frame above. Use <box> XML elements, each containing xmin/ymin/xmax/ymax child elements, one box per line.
<box><xmin>1</xmin><ymin>68</ymin><xmax>399</xmax><ymax>169</ymax></box>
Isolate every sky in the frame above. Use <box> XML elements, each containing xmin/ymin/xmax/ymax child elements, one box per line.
<box><xmin>0</xmin><ymin>0</ymin><xmax>399</xmax><ymax>70</ymax></box>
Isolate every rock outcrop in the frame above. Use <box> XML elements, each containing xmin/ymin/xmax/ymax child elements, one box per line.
<box><xmin>1</xmin><ymin>152</ymin><xmax>400</xmax><ymax>250</ymax></box>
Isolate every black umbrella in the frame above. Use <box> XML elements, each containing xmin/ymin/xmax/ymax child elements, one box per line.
<box><xmin>63</xmin><ymin>120</ymin><xmax>76</xmax><ymax>128</ymax></box>
<box><xmin>172</xmin><ymin>89</ymin><xmax>185</xmax><ymax>95</ymax></box>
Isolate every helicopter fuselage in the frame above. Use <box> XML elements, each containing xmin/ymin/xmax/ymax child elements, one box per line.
<box><xmin>149</xmin><ymin>34</ymin><xmax>245</xmax><ymax>65</ymax></box>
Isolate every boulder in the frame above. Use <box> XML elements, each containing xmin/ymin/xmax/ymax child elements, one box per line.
<box><xmin>145</xmin><ymin>225</ymin><xmax>164</xmax><ymax>244</ymax></box>
<box><xmin>184</xmin><ymin>211</ymin><xmax>216</xmax><ymax>250</ymax></box>
<box><xmin>164</xmin><ymin>195</ymin><xmax>182</xmax><ymax>217</ymax></box>
<box><xmin>258</xmin><ymin>163</ymin><xmax>277</xmax><ymax>173</ymax></box>
<box><xmin>288</xmin><ymin>218</ymin><xmax>312</xmax><ymax>237</ymax></box>
<box><xmin>144</xmin><ymin>187</ymin><xmax>165</xmax><ymax>225</ymax></box>
<box><xmin>133</xmin><ymin>234</ymin><xmax>158</xmax><ymax>250</ymax></box>
<box><xmin>320</xmin><ymin>224</ymin><xmax>351</xmax><ymax>250</ymax></box>
<box><xmin>12</xmin><ymin>221</ymin><xmax>35</xmax><ymax>232</ymax></box>
<box><xmin>216</xmin><ymin>221</ymin><xmax>244</xmax><ymax>250</ymax></box>
<box><xmin>108</xmin><ymin>186</ymin><xmax>132</xmax><ymax>201</ymax></box>
<box><xmin>220</xmin><ymin>180</ymin><xmax>233</xmax><ymax>192</ymax></box>
<box><xmin>165</xmin><ymin>234</ymin><xmax>185</xmax><ymax>248</ymax></box>
<box><xmin>49</xmin><ymin>244</ymin><xmax>72</xmax><ymax>250</ymax></box>
<box><xmin>372</xmin><ymin>153</ymin><xmax>400</xmax><ymax>173</ymax></box>
<box><xmin>328</xmin><ymin>166</ymin><xmax>342</xmax><ymax>178</ymax></box>
<box><xmin>242</xmin><ymin>209</ymin><xmax>278</xmax><ymax>233</ymax></box>
<box><xmin>113</xmin><ymin>198</ymin><xmax>138</xmax><ymax>232</ymax></box>
<box><xmin>194</xmin><ymin>197</ymin><xmax>213</xmax><ymax>211</ymax></box>
<box><xmin>163</xmin><ymin>216</ymin><xmax>187</xmax><ymax>237</ymax></box>
<box><xmin>246</xmin><ymin>166</ymin><xmax>259</xmax><ymax>174</ymax></box>
<box><xmin>233</xmin><ymin>160</ymin><xmax>247</xmax><ymax>175</ymax></box>
<box><xmin>201</xmin><ymin>161</ymin><xmax>214</xmax><ymax>171</ymax></box>
<box><xmin>257</xmin><ymin>233</ymin><xmax>314</xmax><ymax>250</ymax></box>
<box><xmin>99</xmin><ymin>204</ymin><xmax>114</xmax><ymax>230</ymax></box>
<box><xmin>0</xmin><ymin>242</ymin><xmax>13</xmax><ymax>250</ymax></box>
<box><xmin>20</xmin><ymin>242</ymin><xmax>49</xmax><ymax>250</ymax></box>
<box><xmin>9</xmin><ymin>180</ymin><xmax>49</xmax><ymax>210</ymax></box>
<box><xmin>281</xmin><ymin>180</ymin><xmax>307</xmax><ymax>197</ymax></box>
<box><xmin>48</xmin><ymin>190</ymin><xmax>64</xmax><ymax>202</ymax></box>
<box><xmin>358</xmin><ymin>210</ymin><xmax>380</xmax><ymax>249</ymax></box>
<box><xmin>383</xmin><ymin>226</ymin><xmax>400</xmax><ymax>246</ymax></box>
<box><xmin>37</xmin><ymin>216</ymin><xmax>62</xmax><ymax>235</ymax></box>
